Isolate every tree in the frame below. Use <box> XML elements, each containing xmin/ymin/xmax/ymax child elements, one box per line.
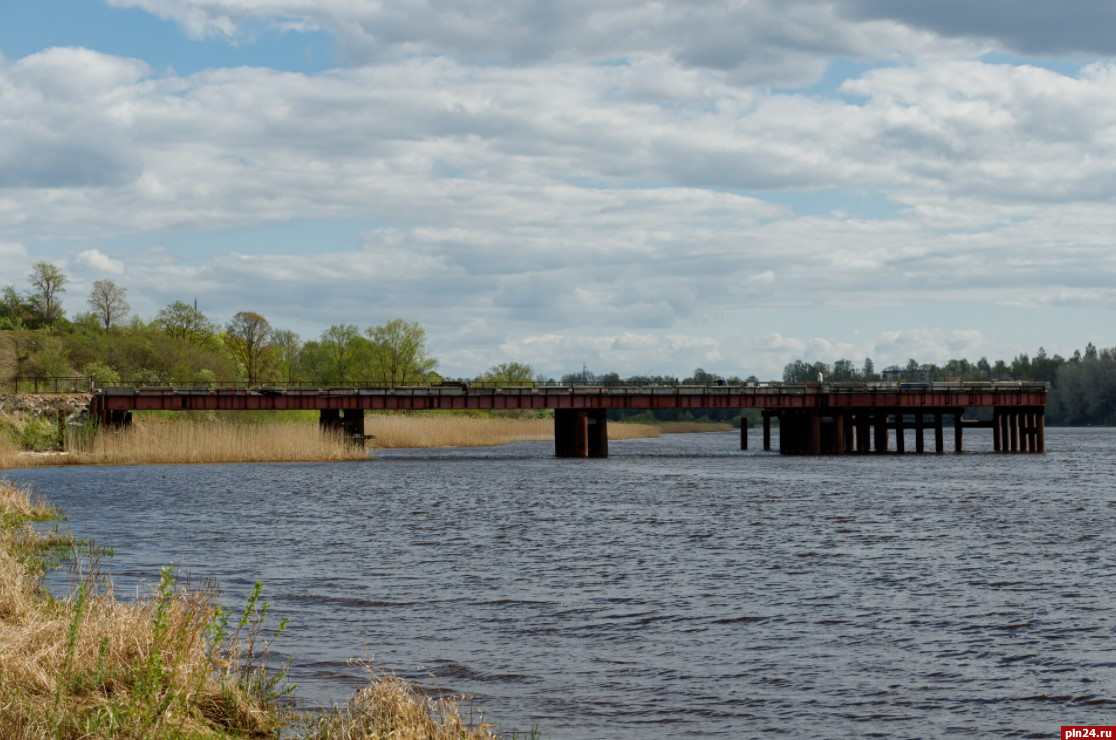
<box><xmin>27</xmin><ymin>336</ymin><xmax>73</xmax><ymax>378</ymax></box>
<box><xmin>320</xmin><ymin>324</ymin><xmax>362</xmax><ymax>384</ymax></box>
<box><xmin>225</xmin><ymin>311</ymin><xmax>274</xmax><ymax>385</ymax></box>
<box><xmin>684</xmin><ymin>368</ymin><xmax>720</xmax><ymax>385</ymax></box>
<box><xmin>87</xmin><ymin>279</ymin><xmax>130</xmax><ymax>330</ymax></box>
<box><xmin>155</xmin><ymin>301</ymin><xmax>216</xmax><ymax>345</ymax></box>
<box><xmin>366</xmin><ymin>319</ymin><xmax>437</xmax><ymax>385</ymax></box>
<box><xmin>29</xmin><ymin>262</ymin><xmax>67</xmax><ymax>326</ymax></box>
<box><xmin>272</xmin><ymin>329</ymin><xmax>301</xmax><ymax>384</ymax></box>
<box><xmin>831</xmin><ymin>359</ymin><xmax>858</xmax><ymax>381</ymax></box>
<box><xmin>478</xmin><ymin>362</ymin><xmax>535</xmax><ymax>385</ymax></box>
<box><xmin>0</xmin><ymin>286</ymin><xmax>31</xmax><ymax>329</ymax></box>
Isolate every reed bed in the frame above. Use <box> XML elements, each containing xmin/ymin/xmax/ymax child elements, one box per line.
<box><xmin>0</xmin><ymin>414</ymin><xmax>704</xmax><ymax>469</ymax></box>
<box><xmin>366</xmin><ymin>415</ymin><xmax>660</xmax><ymax>448</ymax></box>
<box><xmin>0</xmin><ymin>479</ymin><xmax>502</xmax><ymax>738</ymax></box>
<box><xmin>657</xmin><ymin>421</ymin><xmax>734</xmax><ymax>434</ymax></box>
<box><xmin>1</xmin><ymin>419</ymin><xmax>369</xmax><ymax>468</ymax></box>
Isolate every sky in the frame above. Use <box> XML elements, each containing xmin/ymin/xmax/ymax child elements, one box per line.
<box><xmin>2</xmin><ymin>1</ymin><xmax>1116</xmax><ymax>380</ymax></box>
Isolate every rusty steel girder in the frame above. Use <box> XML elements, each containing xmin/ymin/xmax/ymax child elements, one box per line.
<box><xmin>90</xmin><ymin>382</ymin><xmax>1047</xmax><ymax>417</ymax></box>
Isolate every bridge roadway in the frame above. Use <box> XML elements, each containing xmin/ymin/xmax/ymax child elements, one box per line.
<box><xmin>90</xmin><ymin>381</ymin><xmax>1048</xmax><ymax>457</ymax></box>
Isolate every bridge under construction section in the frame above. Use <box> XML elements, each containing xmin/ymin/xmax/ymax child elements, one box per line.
<box><xmin>90</xmin><ymin>382</ymin><xmax>1047</xmax><ymax>458</ymax></box>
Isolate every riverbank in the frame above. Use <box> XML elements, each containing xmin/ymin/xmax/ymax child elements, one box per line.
<box><xmin>0</xmin><ymin>478</ymin><xmax>506</xmax><ymax>738</ymax></box>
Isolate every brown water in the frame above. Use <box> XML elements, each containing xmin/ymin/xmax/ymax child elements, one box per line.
<box><xmin>11</xmin><ymin>427</ymin><xmax>1116</xmax><ymax>738</ymax></box>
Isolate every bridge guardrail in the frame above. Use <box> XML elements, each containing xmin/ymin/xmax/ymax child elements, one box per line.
<box><xmin>9</xmin><ymin>376</ymin><xmax>1049</xmax><ymax>396</ymax></box>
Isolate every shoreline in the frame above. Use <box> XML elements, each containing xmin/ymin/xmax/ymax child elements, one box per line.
<box><xmin>0</xmin><ymin>478</ymin><xmax>516</xmax><ymax>737</ymax></box>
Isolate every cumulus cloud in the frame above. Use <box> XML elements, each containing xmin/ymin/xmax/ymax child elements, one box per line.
<box><xmin>839</xmin><ymin>0</ymin><xmax>1116</xmax><ymax>56</ymax></box>
<box><xmin>0</xmin><ymin>48</ymin><xmax>145</xmax><ymax>188</ymax></box>
<box><xmin>8</xmin><ymin>3</ymin><xmax>1116</xmax><ymax>378</ymax></box>
<box><xmin>75</xmin><ymin>249</ymin><xmax>126</xmax><ymax>275</ymax></box>
<box><xmin>106</xmin><ymin>0</ymin><xmax>932</xmax><ymax>84</ymax></box>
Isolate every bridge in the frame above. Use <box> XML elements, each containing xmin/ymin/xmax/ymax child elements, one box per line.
<box><xmin>89</xmin><ymin>381</ymin><xmax>1048</xmax><ymax>457</ymax></box>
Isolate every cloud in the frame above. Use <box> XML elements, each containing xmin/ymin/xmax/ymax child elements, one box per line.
<box><xmin>0</xmin><ymin>242</ymin><xmax>28</xmax><ymax>260</ymax></box>
<box><xmin>872</xmin><ymin>329</ymin><xmax>989</xmax><ymax>365</ymax></box>
<box><xmin>10</xmin><ymin>7</ymin><xmax>1116</xmax><ymax>379</ymax></box>
<box><xmin>105</xmin><ymin>0</ymin><xmax>929</xmax><ymax>84</ymax></box>
<box><xmin>838</xmin><ymin>1</ymin><xmax>1116</xmax><ymax>56</ymax></box>
<box><xmin>0</xmin><ymin>48</ymin><xmax>145</xmax><ymax>188</ymax></box>
<box><xmin>75</xmin><ymin>249</ymin><xmax>126</xmax><ymax>275</ymax></box>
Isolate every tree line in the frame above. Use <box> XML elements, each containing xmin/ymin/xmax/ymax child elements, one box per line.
<box><xmin>1</xmin><ymin>263</ymin><xmax>442</xmax><ymax>389</ymax></box>
<box><xmin>3</xmin><ymin>263</ymin><xmax>1114</xmax><ymax>424</ymax></box>
<box><xmin>779</xmin><ymin>348</ymin><xmax>1116</xmax><ymax>426</ymax></box>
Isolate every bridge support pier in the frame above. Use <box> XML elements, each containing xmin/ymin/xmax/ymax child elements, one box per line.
<box><xmin>554</xmin><ymin>409</ymin><xmax>608</xmax><ymax>458</ymax></box>
<box><xmin>776</xmin><ymin>411</ymin><xmax>851</xmax><ymax>455</ymax></box>
<box><xmin>993</xmin><ymin>407</ymin><xmax>1045</xmax><ymax>452</ymax></box>
<box><xmin>89</xmin><ymin>397</ymin><xmax>132</xmax><ymax>428</ymax></box>
<box><xmin>320</xmin><ymin>408</ymin><xmax>366</xmax><ymax>445</ymax></box>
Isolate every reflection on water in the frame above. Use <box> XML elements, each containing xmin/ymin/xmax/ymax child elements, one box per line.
<box><xmin>9</xmin><ymin>428</ymin><xmax>1116</xmax><ymax>738</ymax></box>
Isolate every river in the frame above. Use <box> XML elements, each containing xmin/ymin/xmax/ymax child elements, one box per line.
<box><xmin>7</xmin><ymin>427</ymin><xmax>1116</xmax><ymax>738</ymax></box>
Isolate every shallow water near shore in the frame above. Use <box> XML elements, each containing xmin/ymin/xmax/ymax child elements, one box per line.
<box><xmin>8</xmin><ymin>427</ymin><xmax>1116</xmax><ymax>738</ymax></box>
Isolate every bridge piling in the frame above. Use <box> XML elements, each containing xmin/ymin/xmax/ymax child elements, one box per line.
<box><xmin>319</xmin><ymin>408</ymin><xmax>366</xmax><ymax>445</ymax></box>
<box><xmin>554</xmin><ymin>409</ymin><xmax>608</xmax><ymax>458</ymax></box>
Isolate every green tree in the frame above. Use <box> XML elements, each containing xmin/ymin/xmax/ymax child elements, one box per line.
<box><xmin>27</xmin><ymin>336</ymin><xmax>73</xmax><ymax>378</ymax></box>
<box><xmin>321</xmin><ymin>324</ymin><xmax>362</xmax><ymax>384</ymax></box>
<box><xmin>154</xmin><ymin>301</ymin><xmax>216</xmax><ymax>345</ymax></box>
<box><xmin>87</xmin><ymin>279</ymin><xmax>130</xmax><ymax>330</ymax></box>
<box><xmin>366</xmin><ymin>319</ymin><xmax>437</xmax><ymax>385</ymax></box>
<box><xmin>478</xmin><ymin>362</ymin><xmax>535</xmax><ymax>385</ymax></box>
<box><xmin>272</xmin><ymin>329</ymin><xmax>301</xmax><ymax>384</ymax></box>
<box><xmin>225</xmin><ymin>311</ymin><xmax>274</xmax><ymax>385</ymax></box>
<box><xmin>684</xmin><ymin>368</ymin><xmax>720</xmax><ymax>385</ymax></box>
<box><xmin>29</xmin><ymin>262</ymin><xmax>67</xmax><ymax>326</ymax></box>
<box><xmin>83</xmin><ymin>361</ymin><xmax>121</xmax><ymax>388</ymax></box>
<box><xmin>0</xmin><ymin>286</ymin><xmax>31</xmax><ymax>329</ymax></box>
<box><xmin>831</xmin><ymin>359</ymin><xmax>858</xmax><ymax>381</ymax></box>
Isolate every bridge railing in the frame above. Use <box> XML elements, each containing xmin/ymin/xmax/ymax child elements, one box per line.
<box><xmin>85</xmin><ymin>379</ymin><xmax>1048</xmax><ymax>397</ymax></box>
<box><xmin>5</xmin><ymin>375</ymin><xmax>1048</xmax><ymax>396</ymax></box>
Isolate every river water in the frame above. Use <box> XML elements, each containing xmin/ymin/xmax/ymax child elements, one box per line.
<box><xmin>7</xmin><ymin>428</ymin><xmax>1116</xmax><ymax>738</ymax></box>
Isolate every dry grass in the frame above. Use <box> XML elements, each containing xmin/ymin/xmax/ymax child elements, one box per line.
<box><xmin>0</xmin><ymin>479</ymin><xmax>506</xmax><ymax>738</ymax></box>
<box><xmin>0</xmin><ymin>419</ymin><xmax>370</xmax><ymax>468</ymax></box>
<box><xmin>366</xmin><ymin>415</ymin><xmax>659</xmax><ymax>449</ymax></box>
<box><xmin>0</xmin><ymin>478</ymin><xmax>282</xmax><ymax>737</ymax></box>
<box><xmin>305</xmin><ymin>661</ymin><xmax>496</xmax><ymax>739</ymax></box>
<box><xmin>658</xmin><ymin>421</ymin><xmax>734</xmax><ymax>434</ymax></box>
<box><xmin>0</xmin><ymin>413</ymin><xmax>674</xmax><ymax>469</ymax></box>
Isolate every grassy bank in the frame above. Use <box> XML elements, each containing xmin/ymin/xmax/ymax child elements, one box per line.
<box><xmin>0</xmin><ymin>479</ymin><xmax>506</xmax><ymax>738</ymax></box>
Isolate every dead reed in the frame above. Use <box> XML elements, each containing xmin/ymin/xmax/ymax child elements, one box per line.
<box><xmin>1</xmin><ymin>418</ymin><xmax>369</xmax><ymax>468</ymax></box>
<box><xmin>303</xmin><ymin>661</ymin><xmax>497</xmax><ymax>739</ymax></box>
<box><xmin>658</xmin><ymin>421</ymin><xmax>734</xmax><ymax>434</ymax></box>
<box><xmin>0</xmin><ymin>479</ymin><xmax>506</xmax><ymax>738</ymax></box>
<box><xmin>366</xmin><ymin>415</ymin><xmax>660</xmax><ymax>448</ymax></box>
<box><xmin>0</xmin><ymin>414</ymin><xmax>671</xmax><ymax>469</ymax></box>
